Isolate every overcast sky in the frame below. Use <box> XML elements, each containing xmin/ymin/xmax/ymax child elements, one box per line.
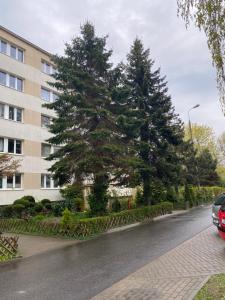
<box><xmin>1</xmin><ymin>0</ymin><xmax>224</xmax><ymax>136</ymax></box>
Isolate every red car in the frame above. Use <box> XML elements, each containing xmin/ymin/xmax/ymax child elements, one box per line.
<box><xmin>218</xmin><ymin>204</ymin><xmax>225</xmax><ymax>240</ymax></box>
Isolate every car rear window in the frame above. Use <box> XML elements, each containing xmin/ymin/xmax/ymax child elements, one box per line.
<box><xmin>214</xmin><ymin>194</ymin><xmax>225</xmax><ymax>205</ymax></box>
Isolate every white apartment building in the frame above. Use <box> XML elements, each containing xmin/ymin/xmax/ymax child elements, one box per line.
<box><xmin>0</xmin><ymin>25</ymin><xmax>61</xmax><ymax>205</ymax></box>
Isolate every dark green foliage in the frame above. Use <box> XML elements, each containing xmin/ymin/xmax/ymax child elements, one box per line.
<box><xmin>13</xmin><ymin>204</ymin><xmax>25</xmax><ymax>218</ymax></box>
<box><xmin>20</xmin><ymin>195</ymin><xmax>35</xmax><ymax>203</ymax></box>
<box><xmin>74</xmin><ymin>198</ymin><xmax>84</xmax><ymax>212</ymax></box>
<box><xmin>41</xmin><ymin>199</ymin><xmax>51</xmax><ymax>205</ymax></box>
<box><xmin>197</xmin><ymin>149</ymin><xmax>219</xmax><ymax>186</ymax></box>
<box><xmin>13</xmin><ymin>199</ymin><xmax>31</xmax><ymax>208</ymax></box>
<box><xmin>135</xmin><ymin>189</ymin><xmax>145</xmax><ymax>206</ymax></box>
<box><xmin>111</xmin><ymin>199</ymin><xmax>121</xmax><ymax>212</ymax></box>
<box><xmin>0</xmin><ymin>202</ymin><xmax>173</xmax><ymax>238</ymax></box>
<box><xmin>44</xmin><ymin>22</ymin><xmax>134</xmax><ymax>215</ymax></box>
<box><xmin>1</xmin><ymin>205</ymin><xmax>13</xmax><ymax>218</ymax></box>
<box><xmin>166</xmin><ymin>186</ymin><xmax>178</xmax><ymax>203</ymax></box>
<box><xmin>34</xmin><ymin>203</ymin><xmax>43</xmax><ymax>213</ymax></box>
<box><xmin>52</xmin><ymin>203</ymin><xmax>64</xmax><ymax>217</ymax></box>
<box><xmin>122</xmin><ymin>39</ymin><xmax>183</xmax><ymax>205</ymax></box>
<box><xmin>60</xmin><ymin>184</ymin><xmax>84</xmax><ymax>211</ymax></box>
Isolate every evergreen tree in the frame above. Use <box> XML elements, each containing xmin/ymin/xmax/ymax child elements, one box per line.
<box><xmin>197</xmin><ymin>149</ymin><xmax>219</xmax><ymax>186</ymax></box>
<box><xmin>124</xmin><ymin>39</ymin><xmax>183</xmax><ymax>205</ymax></box>
<box><xmin>45</xmin><ymin>23</ymin><xmax>132</xmax><ymax>215</ymax></box>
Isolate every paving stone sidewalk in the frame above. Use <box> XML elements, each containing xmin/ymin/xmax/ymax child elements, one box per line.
<box><xmin>91</xmin><ymin>226</ymin><xmax>225</xmax><ymax>300</ymax></box>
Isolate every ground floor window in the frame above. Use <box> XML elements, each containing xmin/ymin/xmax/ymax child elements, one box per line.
<box><xmin>0</xmin><ymin>174</ymin><xmax>22</xmax><ymax>189</ymax></box>
<box><xmin>41</xmin><ymin>174</ymin><xmax>59</xmax><ymax>189</ymax></box>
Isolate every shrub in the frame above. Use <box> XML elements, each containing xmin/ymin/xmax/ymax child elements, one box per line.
<box><xmin>74</xmin><ymin>198</ymin><xmax>84</xmax><ymax>212</ymax></box>
<box><xmin>61</xmin><ymin>208</ymin><xmax>73</xmax><ymax>227</ymax></box>
<box><xmin>13</xmin><ymin>204</ymin><xmax>25</xmax><ymax>217</ymax></box>
<box><xmin>41</xmin><ymin>199</ymin><xmax>51</xmax><ymax>205</ymax></box>
<box><xmin>1</xmin><ymin>205</ymin><xmax>13</xmax><ymax>218</ymax></box>
<box><xmin>0</xmin><ymin>202</ymin><xmax>173</xmax><ymax>238</ymax></box>
<box><xmin>13</xmin><ymin>199</ymin><xmax>31</xmax><ymax>208</ymax></box>
<box><xmin>34</xmin><ymin>203</ymin><xmax>43</xmax><ymax>213</ymax></box>
<box><xmin>44</xmin><ymin>203</ymin><xmax>52</xmax><ymax>210</ymax></box>
<box><xmin>112</xmin><ymin>199</ymin><xmax>121</xmax><ymax>212</ymax></box>
<box><xmin>21</xmin><ymin>195</ymin><xmax>35</xmax><ymax>203</ymax></box>
<box><xmin>32</xmin><ymin>214</ymin><xmax>46</xmax><ymax>222</ymax></box>
<box><xmin>135</xmin><ymin>189</ymin><xmax>145</xmax><ymax>206</ymax></box>
<box><xmin>88</xmin><ymin>192</ymin><xmax>108</xmax><ymax>216</ymax></box>
<box><xmin>53</xmin><ymin>203</ymin><xmax>64</xmax><ymax>217</ymax></box>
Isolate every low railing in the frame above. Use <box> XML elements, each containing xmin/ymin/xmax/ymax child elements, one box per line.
<box><xmin>0</xmin><ymin>235</ymin><xmax>19</xmax><ymax>261</ymax></box>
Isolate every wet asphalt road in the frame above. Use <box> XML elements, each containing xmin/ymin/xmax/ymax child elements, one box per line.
<box><xmin>0</xmin><ymin>205</ymin><xmax>213</xmax><ymax>300</ymax></box>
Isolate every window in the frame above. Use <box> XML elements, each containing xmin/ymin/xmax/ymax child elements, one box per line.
<box><xmin>41</xmin><ymin>174</ymin><xmax>58</xmax><ymax>189</ymax></box>
<box><xmin>18</xmin><ymin>49</ymin><xmax>23</xmax><ymax>62</ymax></box>
<box><xmin>0</xmin><ymin>103</ymin><xmax>4</xmax><ymax>118</ymax></box>
<box><xmin>46</xmin><ymin>175</ymin><xmax>51</xmax><ymax>188</ymax></box>
<box><xmin>42</xmin><ymin>61</ymin><xmax>55</xmax><ymax>75</ymax></box>
<box><xmin>5</xmin><ymin>174</ymin><xmax>22</xmax><ymax>189</ymax></box>
<box><xmin>0</xmin><ymin>40</ymin><xmax>24</xmax><ymax>62</ymax></box>
<box><xmin>10</xmin><ymin>45</ymin><xmax>16</xmax><ymax>59</ymax></box>
<box><xmin>0</xmin><ymin>40</ymin><xmax>7</xmax><ymax>54</ymax></box>
<box><xmin>53</xmin><ymin>146</ymin><xmax>61</xmax><ymax>153</ymax></box>
<box><xmin>8</xmin><ymin>139</ymin><xmax>14</xmax><ymax>153</ymax></box>
<box><xmin>0</xmin><ymin>71</ymin><xmax>23</xmax><ymax>91</ymax></box>
<box><xmin>15</xmin><ymin>174</ymin><xmax>21</xmax><ymax>188</ymax></box>
<box><xmin>52</xmin><ymin>93</ymin><xmax>58</xmax><ymax>102</ymax></box>
<box><xmin>0</xmin><ymin>138</ymin><xmax>4</xmax><ymax>152</ymax></box>
<box><xmin>6</xmin><ymin>138</ymin><xmax>22</xmax><ymax>154</ymax></box>
<box><xmin>0</xmin><ymin>177</ymin><xmax>2</xmax><ymax>189</ymax></box>
<box><xmin>15</xmin><ymin>140</ymin><xmax>22</xmax><ymax>154</ymax></box>
<box><xmin>9</xmin><ymin>75</ymin><xmax>16</xmax><ymax>89</ymax></box>
<box><xmin>7</xmin><ymin>176</ymin><xmax>13</xmax><ymax>189</ymax></box>
<box><xmin>41</xmin><ymin>115</ymin><xmax>51</xmax><ymax>128</ymax></box>
<box><xmin>17</xmin><ymin>78</ymin><xmax>23</xmax><ymax>92</ymax></box>
<box><xmin>1</xmin><ymin>104</ymin><xmax>22</xmax><ymax>122</ymax></box>
<box><xmin>0</xmin><ymin>71</ymin><xmax>6</xmax><ymax>85</ymax></box>
<box><xmin>41</xmin><ymin>88</ymin><xmax>50</xmax><ymax>102</ymax></box>
<box><xmin>8</xmin><ymin>106</ymin><xmax>14</xmax><ymax>120</ymax></box>
<box><xmin>41</xmin><ymin>143</ymin><xmax>51</xmax><ymax>157</ymax></box>
<box><xmin>16</xmin><ymin>108</ymin><xmax>22</xmax><ymax>122</ymax></box>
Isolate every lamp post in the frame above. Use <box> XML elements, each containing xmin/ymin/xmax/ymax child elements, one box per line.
<box><xmin>187</xmin><ymin>104</ymin><xmax>200</xmax><ymax>188</ymax></box>
<box><xmin>188</xmin><ymin>104</ymin><xmax>200</xmax><ymax>142</ymax></box>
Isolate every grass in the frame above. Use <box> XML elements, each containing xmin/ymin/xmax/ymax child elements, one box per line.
<box><xmin>194</xmin><ymin>274</ymin><xmax>225</xmax><ymax>300</ymax></box>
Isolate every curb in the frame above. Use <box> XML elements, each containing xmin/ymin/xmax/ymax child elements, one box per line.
<box><xmin>106</xmin><ymin>209</ymin><xmax>188</xmax><ymax>235</ymax></box>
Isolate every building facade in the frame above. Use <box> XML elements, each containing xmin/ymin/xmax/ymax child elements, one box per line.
<box><xmin>0</xmin><ymin>26</ymin><xmax>61</xmax><ymax>205</ymax></box>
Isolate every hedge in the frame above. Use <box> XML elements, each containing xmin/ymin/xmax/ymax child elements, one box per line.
<box><xmin>0</xmin><ymin>202</ymin><xmax>173</xmax><ymax>239</ymax></box>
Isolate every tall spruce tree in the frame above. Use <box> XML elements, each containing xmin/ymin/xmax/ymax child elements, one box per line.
<box><xmin>125</xmin><ymin>39</ymin><xmax>183</xmax><ymax>204</ymax></box>
<box><xmin>45</xmin><ymin>23</ymin><xmax>132</xmax><ymax>215</ymax></box>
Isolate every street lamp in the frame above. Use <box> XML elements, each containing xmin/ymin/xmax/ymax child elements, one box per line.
<box><xmin>188</xmin><ymin>104</ymin><xmax>200</xmax><ymax>142</ymax></box>
<box><xmin>187</xmin><ymin>104</ymin><xmax>200</xmax><ymax>188</ymax></box>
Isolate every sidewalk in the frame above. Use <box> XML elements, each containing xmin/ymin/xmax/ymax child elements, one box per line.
<box><xmin>5</xmin><ymin>233</ymin><xmax>78</xmax><ymax>258</ymax></box>
<box><xmin>91</xmin><ymin>226</ymin><xmax>225</xmax><ymax>300</ymax></box>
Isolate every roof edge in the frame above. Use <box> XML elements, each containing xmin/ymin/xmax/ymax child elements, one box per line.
<box><xmin>0</xmin><ymin>25</ymin><xmax>53</xmax><ymax>57</ymax></box>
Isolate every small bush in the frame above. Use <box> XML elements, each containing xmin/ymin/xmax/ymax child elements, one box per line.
<box><xmin>44</xmin><ymin>203</ymin><xmax>52</xmax><ymax>210</ymax></box>
<box><xmin>32</xmin><ymin>214</ymin><xmax>46</xmax><ymax>222</ymax></box>
<box><xmin>13</xmin><ymin>204</ymin><xmax>25</xmax><ymax>217</ymax></box>
<box><xmin>2</xmin><ymin>205</ymin><xmax>13</xmax><ymax>218</ymax></box>
<box><xmin>61</xmin><ymin>208</ymin><xmax>73</xmax><ymax>227</ymax></box>
<box><xmin>41</xmin><ymin>199</ymin><xmax>51</xmax><ymax>205</ymax></box>
<box><xmin>74</xmin><ymin>198</ymin><xmax>84</xmax><ymax>212</ymax></box>
<box><xmin>111</xmin><ymin>199</ymin><xmax>121</xmax><ymax>212</ymax></box>
<box><xmin>135</xmin><ymin>189</ymin><xmax>145</xmax><ymax>206</ymax></box>
<box><xmin>21</xmin><ymin>195</ymin><xmax>35</xmax><ymax>203</ymax></box>
<box><xmin>13</xmin><ymin>199</ymin><xmax>31</xmax><ymax>208</ymax></box>
<box><xmin>53</xmin><ymin>203</ymin><xmax>64</xmax><ymax>217</ymax></box>
<box><xmin>34</xmin><ymin>203</ymin><xmax>43</xmax><ymax>213</ymax></box>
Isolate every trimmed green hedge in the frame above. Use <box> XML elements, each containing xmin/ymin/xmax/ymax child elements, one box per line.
<box><xmin>0</xmin><ymin>202</ymin><xmax>173</xmax><ymax>239</ymax></box>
